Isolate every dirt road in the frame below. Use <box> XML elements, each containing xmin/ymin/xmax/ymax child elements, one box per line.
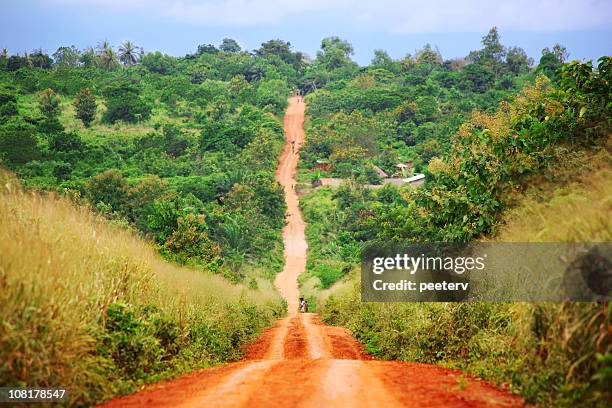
<box><xmin>100</xmin><ymin>97</ymin><xmax>526</xmax><ymax>407</ymax></box>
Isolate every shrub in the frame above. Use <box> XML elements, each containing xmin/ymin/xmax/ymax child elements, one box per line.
<box><xmin>0</xmin><ymin>101</ymin><xmax>18</xmax><ymax>118</ymax></box>
<box><xmin>162</xmin><ymin>124</ymin><xmax>191</xmax><ymax>157</ymax></box>
<box><xmin>52</xmin><ymin>161</ymin><xmax>72</xmax><ymax>180</ymax></box>
<box><xmin>74</xmin><ymin>88</ymin><xmax>97</xmax><ymax>127</ymax></box>
<box><xmin>49</xmin><ymin>131</ymin><xmax>83</xmax><ymax>152</ymax></box>
<box><xmin>162</xmin><ymin>214</ymin><xmax>222</xmax><ymax>267</ymax></box>
<box><xmin>85</xmin><ymin>169</ymin><xmax>129</xmax><ymax>214</ymax></box>
<box><xmin>38</xmin><ymin>88</ymin><xmax>61</xmax><ymax>118</ymax></box>
<box><xmin>0</xmin><ymin>122</ymin><xmax>40</xmax><ymax>166</ymax></box>
<box><xmin>101</xmin><ymin>79</ymin><xmax>151</xmax><ymax>124</ymax></box>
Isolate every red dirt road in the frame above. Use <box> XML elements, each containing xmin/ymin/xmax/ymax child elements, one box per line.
<box><xmin>99</xmin><ymin>97</ymin><xmax>526</xmax><ymax>407</ymax></box>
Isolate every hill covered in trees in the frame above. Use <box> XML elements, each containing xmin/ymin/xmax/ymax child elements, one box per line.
<box><xmin>1</xmin><ymin>28</ymin><xmax>609</xmax><ymax>407</ymax></box>
<box><xmin>295</xmin><ymin>31</ymin><xmax>610</xmax><ymax>408</ymax></box>
<box><xmin>0</xmin><ymin>38</ymin><xmax>311</xmax><ymax>280</ymax></box>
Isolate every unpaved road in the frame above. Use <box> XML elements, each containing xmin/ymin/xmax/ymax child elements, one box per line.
<box><xmin>100</xmin><ymin>97</ymin><xmax>526</xmax><ymax>407</ymax></box>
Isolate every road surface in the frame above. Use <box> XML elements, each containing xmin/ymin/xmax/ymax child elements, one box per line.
<box><xmin>100</xmin><ymin>97</ymin><xmax>526</xmax><ymax>408</ymax></box>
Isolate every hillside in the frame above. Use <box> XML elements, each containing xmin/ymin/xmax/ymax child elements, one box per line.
<box><xmin>304</xmin><ymin>57</ymin><xmax>611</xmax><ymax>406</ymax></box>
<box><xmin>0</xmin><ymin>27</ymin><xmax>609</xmax><ymax>407</ymax></box>
<box><xmin>0</xmin><ymin>169</ymin><xmax>284</xmax><ymax>405</ymax></box>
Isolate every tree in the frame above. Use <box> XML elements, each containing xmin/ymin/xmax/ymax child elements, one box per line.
<box><xmin>80</xmin><ymin>46</ymin><xmax>96</xmax><ymax>67</ymax></box>
<box><xmin>468</xmin><ymin>27</ymin><xmax>506</xmax><ymax>74</ymax></box>
<box><xmin>0</xmin><ymin>122</ymin><xmax>40</xmax><ymax>166</ymax></box>
<box><xmin>0</xmin><ymin>48</ymin><xmax>7</xmax><ymax>70</ymax></box>
<box><xmin>371</xmin><ymin>50</ymin><xmax>399</xmax><ymax>73</ymax></box>
<box><xmin>38</xmin><ymin>88</ymin><xmax>61</xmax><ymax>118</ymax></box>
<box><xmin>96</xmin><ymin>41</ymin><xmax>119</xmax><ymax>71</ymax></box>
<box><xmin>505</xmin><ymin>46</ymin><xmax>533</xmax><ymax>74</ymax></box>
<box><xmin>53</xmin><ymin>46</ymin><xmax>81</xmax><ymax>67</ymax></box>
<box><xmin>74</xmin><ymin>88</ymin><xmax>97</xmax><ymax>127</ymax></box>
<box><xmin>30</xmin><ymin>49</ymin><xmax>53</xmax><ymax>69</ymax></box>
<box><xmin>162</xmin><ymin>214</ymin><xmax>221</xmax><ymax>266</ymax></box>
<box><xmin>196</xmin><ymin>43</ymin><xmax>218</xmax><ymax>55</ymax></box>
<box><xmin>317</xmin><ymin>37</ymin><xmax>354</xmax><ymax>70</ymax></box>
<box><xmin>140</xmin><ymin>51</ymin><xmax>175</xmax><ymax>74</ymax></box>
<box><xmin>85</xmin><ymin>169</ymin><xmax>129</xmax><ymax>214</ymax></box>
<box><xmin>162</xmin><ymin>124</ymin><xmax>191</xmax><ymax>157</ymax></box>
<box><xmin>220</xmin><ymin>38</ymin><xmax>241</xmax><ymax>53</ymax></box>
<box><xmin>415</xmin><ymin>44</ymin><xmax>443</xmax><ymax>65</ymax></box>
<box><xmin>256</xmin><ymin>39</ymin><xmax>301</xmax><ymax>68</ymax></box>
<box><xmin>6</xmin><ymin>55</ymin><xmax>26</xmax><ymax>71</ymax></box>
<box><xmin>101</xmin><ymin>78</ymin><xmax>151</xmax><ymax>123</ymax></box>
<box><xmin>49</xmin><ymin>131</ymin><xmax>83</xmax><ymax>152</ymax></box>
<box><xmin>0</xmin><ymin>91</ymin><xmax>17</xmax><ymax>118</ymax></box>
<box><xmin>462</xmin><ymin>63</ymin><xmax>495</xmax><ymax>92</ymax></box>
<box><xmin>118</xmin><ymin>41</ymin><xmax>140</xmax><ymax>66</ymax></box>
<box><xmin>542</xmin><ymin>44</ymin><xmax>569</xmax><ymax>64</ymax></box>
<box><xmin>538</xmin><ymin>44</ymin><xmax>568</xmax><ymax>83</ymax></box>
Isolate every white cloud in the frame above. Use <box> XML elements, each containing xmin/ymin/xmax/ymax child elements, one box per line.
<box><xmin>46</xmin><ymin>0</ymin><xmax>612</xmax><ymax>32</ymax></box>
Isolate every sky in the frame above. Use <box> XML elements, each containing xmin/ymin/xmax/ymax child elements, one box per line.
<box><xmin>1</xmin><ymin>0</ymin><xmax>611</xmax><ymax>65</ymax></box>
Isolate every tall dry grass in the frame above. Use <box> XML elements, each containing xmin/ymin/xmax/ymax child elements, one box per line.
<box><xmin>320</xmin><ymin>146</ymin><xmax>611</xmax><ymax>406</ymax></box>
<box><xmin>0</xmin><ymin>169</ymin><xmax>283</xmax><ymax>404</ymax></box>
<box><xmin>493</xmin><ymin>145</ymin><xmax>611</xmax><ymax>242</ymax></box>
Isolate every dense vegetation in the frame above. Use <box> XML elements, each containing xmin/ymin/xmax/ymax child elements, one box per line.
<box><xmin>1</xmin><ymin>28</ymin><xmax>609</xmax><ymax>407</ymax></box>
<box><xmin>0</xmin><ymin>38</ymin><xmax>308</xmax><ymax>280</ymax></box>
<box><xmin>0</xmin><ymin>169</ymin><xmax>284</xmax><ymax>405</ymax></box>
<box><xmin>297</xmin><ymin>31</ymin><xmax>610</xmax><ymax>407</ymax></box>
<box><xmin>298</xmin><ymin>28</ymin><xmax>549</xmax><ymax>182</ymax></box>
<box><xmin>0</xmin><ymin>38</ymin><xmax>304</xmax><ymax>404</ymax></box>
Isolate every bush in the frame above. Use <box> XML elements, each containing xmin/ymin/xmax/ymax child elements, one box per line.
<box><xmin>102</xmin><ymin>79</ymin><xmax>151</xmax><ymax>124</ymax></box>
<box><xmin>162</xmin><ymin>124</ymin><xmax>191</xmax><ymax>157</ymax></box>
<box><xmin>38</xmin><ymin>88</ymin><xmax>61</xmax><ymax>118</ymax></box>
<box><xmin>52</xmin><ymin>161</ymin><xmax>72</xmax><ymax>180</ymax></box>
<box><xmin>161</xmin><ymin>214</ymin><xmax>222</xmax><ymax>267</ymax></box>
<box><xmin>0</xmin><ymin>101</ymin><xmax>18</xmax><ymax>118</ymax></box>
<box><xmin>0</xmin><ymin>122</ymin><xmax>40</xmax><ymax>166</ymax></box>
<box><xmin>85</xmin><ymin>169</ymin><xmax>129</xmax><ymax>214</ymax></box>
<box><xmin>49</xmin><ymin>131</ymin><xmax>83</xmax><ymax>152</ymax></box>
<box><xmin>0</xmin><ymin>172</ymin><xmax>283</xmax><ymax>405</ymax></box>
<box><xmin>74</xmin><ymin>88</ymin><xmax>97</xmax><ymax>127</ymax></box>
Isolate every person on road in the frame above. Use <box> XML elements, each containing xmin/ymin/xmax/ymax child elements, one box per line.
<box><xmin>300</xmin><ymin>298</ymin><xmax>306</xmax><ymax>313</ymax></box>
<box><xmin>291</xmin><ymin>140</ymin><xmax>295</xmax><ymax>153</ymax></box>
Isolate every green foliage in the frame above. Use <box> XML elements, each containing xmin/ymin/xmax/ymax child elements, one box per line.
<box><xmin>161</xmin><ymin>124</ymin><xmax>192</xmax><ymax>157</ymax></box>
<box><xmin>49</xmin><ymin>131</ymin><xmax>83</xmax><ymax>153</ymax></box>
<box><xmin>220</xmin><ymin>38</ymin><xmax>241</xmax><ymax>53</ymax></box>
<box><xmin>101</xmin><ymin>78</ymin><xmax>152</xmax><ymax>123</ymax></box>
<box><xmin>38</xmin><ymin>88</ymin><xmax>61</xmax><ymax>118</ymax></box>
<box><xmin>321</xmin><ymin>287</ymin><xmax>611</xmax><ymax>407</ymax></box>
<box><xmin>0</xmin><ymin>100</ymin><xmax>18</xmax><ymax>118</ymax></box>
<box><xmin>74</xmin><ymin>88</ymin><xmax>97</xmax><ymax>127</ymax></box>
<box><xmin>0</xmin><ymin>122</ymin><xmax>40</xmax><ymax>166</ymax></box>
<box><xmin>301</xmin><ymin>48</ymin><xmax>611</xmax><ymax>408</ymax></box>
<box><xmin>85</xmin><ymin>169</ymin><xmax>130</xmax><ymax>215</ymax></box>
<box><xmin>141</xmin><ymin>51</ymin><xmax>176</xmax><ymax>75</ymax></box>
<box><xmin>161</xmin><ymin>214</ymin><xmax>221</xmax><ymax>268</ymax></box>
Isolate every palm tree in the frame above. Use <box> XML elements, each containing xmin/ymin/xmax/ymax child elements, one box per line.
<box><xmin>95</xmin><ymin>41</ymin><xmax>119</xmax><ymax>71</ymax></box>
<box><xmin>23</xmin><ymin>52</ymin><xmax>32</xmax><ymax>68</ymax></box>
<box><xmin>1</xmin><ymin>48</ymin><xmax>8</xmax><ymax>60</ymax></box>
<box><xmin>96</xmin><ymin>40</ymin><xmax>111</xmax><ymax>54</ymax></box>
<box><xmin>118</xmin><ymin>41</ymin><xmax>140</xmax><ymax>66</ymax></box>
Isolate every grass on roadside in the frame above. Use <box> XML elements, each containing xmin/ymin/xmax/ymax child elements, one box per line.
<box><xmin>0</xmin><ymin>168</ymin><xmax>285</xmax><ymax>405</ymax></box>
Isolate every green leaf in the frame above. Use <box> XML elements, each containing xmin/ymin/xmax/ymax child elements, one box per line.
<box><xmin>579</xmin><ymin>106</ymin><xmax>587</xmax><ymax>118</ymax></box>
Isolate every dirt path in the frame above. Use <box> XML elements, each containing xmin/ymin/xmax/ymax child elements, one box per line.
<box><xmin>99</xmin><ymin>97</ymin><xmax>527</xmax><ymax>408</ymax></box>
